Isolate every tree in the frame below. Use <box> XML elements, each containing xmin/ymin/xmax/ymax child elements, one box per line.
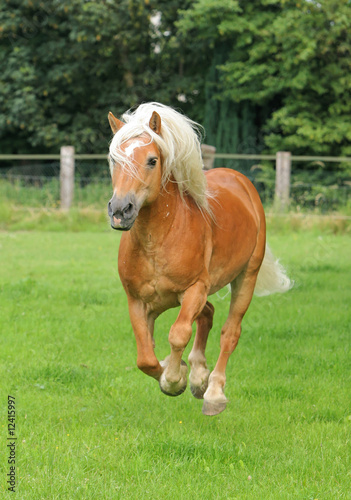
<box><xmin>0</xmin><ymin>0</ymin><xmax>191</xmax><ymax>153</ymax></box>
<box><xmin>175</xmin><ymin>0</ymin><xmax>265</xmax><ymax>164</ymax></box>
<box><xmin>177</xmin><ymin>0</ymin><xmax>351</xmax><ymax>156</ymax></box>
<box><xmin>2</xmin><ymin>0</ymin><xmax>350</xmax><ymax>160</ymax></box>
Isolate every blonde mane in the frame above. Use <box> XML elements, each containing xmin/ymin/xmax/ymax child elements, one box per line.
<box><xmin>109</xmin><ymin>102</ymin><xmax>210</xmax><ymax>213</ymax></box>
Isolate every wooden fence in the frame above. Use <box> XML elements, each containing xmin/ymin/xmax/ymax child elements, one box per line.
<box><xmin>0</xmin><ymin>149</ymin><xmax>350</xmax><ymax>211</ymax></box>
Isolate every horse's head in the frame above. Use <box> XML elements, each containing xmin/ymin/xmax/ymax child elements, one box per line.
<box><xmin>107</xmin><ymin>111</ymin><xmax>162</xmax><ymax>231</ymax></box>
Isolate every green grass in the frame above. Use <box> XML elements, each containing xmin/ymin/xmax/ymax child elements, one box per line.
<box><xmin>0</xmin><ymin>178</ymin><xmax>111</xmax><ymax>232</ymax></box>
<box><xmin>0</xmin><ymin>177</ymin><xmax>111</xmax><ymax>209</ymax></box>
<box><xmin>1</xmin><ymin>177</ymin><xmax>351</xmax><ymax>234</ymax></box>
<box><xmin>0</xmin><ymin>228</ymin><xmax>350</xmax><ymax>499</ymax></box>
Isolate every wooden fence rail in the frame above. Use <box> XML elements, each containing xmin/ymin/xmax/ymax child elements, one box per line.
<box><xmin>0</xmin><ymin>150</ymin><xmax>350</xmax><ymax>211</ymax></box>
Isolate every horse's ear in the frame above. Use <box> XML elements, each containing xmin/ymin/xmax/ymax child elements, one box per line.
<box><xmin>108</xmin><ymin>112</ymin><xmax>124</xmax><ymax>134</ymax></box>
<box><xmin>149</xmin><ymin>111</ymin><xmax>161</xmax><ymax>135</ymax></box>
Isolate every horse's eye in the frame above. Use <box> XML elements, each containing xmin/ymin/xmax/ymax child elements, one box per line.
<box><xmin>147</xmin><ymin>157</ymin><xmax>158</xmax><ymax>168</ymax></box>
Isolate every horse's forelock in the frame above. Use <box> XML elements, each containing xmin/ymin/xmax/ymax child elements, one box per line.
<box><xmin>109</xmin><ymin>103</ymin><xmax>211</xmax><ymax>213</ymax></box>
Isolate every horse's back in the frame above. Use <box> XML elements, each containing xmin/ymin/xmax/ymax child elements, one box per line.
<box><xmin>205</xmin><ymin>168</ymin><xmax>266</xmax><ymax>292</ymax></box>
<box><xmin>206</xmin><ymin>168</ymin><xmax>263</xmax><ymax>215</ymax></box>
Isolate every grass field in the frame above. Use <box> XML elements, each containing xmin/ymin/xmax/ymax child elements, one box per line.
<box><xmin>0</xmin><ymin>222</ymin><xmax>350</xmax><ymax>499</ymax></box>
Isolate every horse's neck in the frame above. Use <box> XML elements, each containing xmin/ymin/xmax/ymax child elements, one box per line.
<box><xmin>131</xmin><ymin>180</ymin><xmax>181</xmax><ymax>247</ymax></box>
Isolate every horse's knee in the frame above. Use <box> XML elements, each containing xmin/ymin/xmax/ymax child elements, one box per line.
<box><xmin>168</xmin><ymin>322</ymin><xmax>193</xmax><ymax>350</ymax></box>
<box><xmin>137</xmin><ymin>356</ymin><xmax>160</xmax><ymax>377</ymax></box>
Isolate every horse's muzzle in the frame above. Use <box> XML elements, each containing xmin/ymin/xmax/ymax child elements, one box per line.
<box><xmin>108</xmin><ymin>193</ymin><xmax>139</xmax><ymax>231</ymax></box>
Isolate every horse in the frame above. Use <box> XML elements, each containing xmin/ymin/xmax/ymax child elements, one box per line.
<box><xmin>107</xmin><ymin>102</ymin><xmax>292</xmax><ymax>416</ymax></box>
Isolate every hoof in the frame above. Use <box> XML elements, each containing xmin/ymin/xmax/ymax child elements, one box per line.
<box><xmin>159</xmin><ymin>360</ymin><xmax>188</xmax><ymax>397</ymax></box>
<box><xmin>189</xmin><ymin>368</ymin><xmax>210</xmax><ymax>400</ymax></box>
<box><xmin>160</xmin><ymin>382</ymin><xmax>187</xmax><ymax>397</ymax></box>
<box><xmin>202</xmin><ymin>399</ymin><xmax>227</xmax><ymax>416</ymax></box>
<box><xmin>190</xmin><ymin>385</ymin><xmax>206</xmax><ymax>399</ymax></box>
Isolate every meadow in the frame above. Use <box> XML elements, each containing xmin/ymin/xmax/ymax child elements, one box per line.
<box><xmin>0</xmin><ymin>206</ymin><xmax>350</xmax><ymax>498</ymax></box>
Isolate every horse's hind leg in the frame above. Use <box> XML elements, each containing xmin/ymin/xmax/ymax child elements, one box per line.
<box><xmin>188</xmin><ymin>301</ymin><xmax>214</xmax><ymax>399</ymax></box>
<box><xmin>202</xmin><ymin>271</ymin><xmax>258</xmax><ymax>416</ymax></box>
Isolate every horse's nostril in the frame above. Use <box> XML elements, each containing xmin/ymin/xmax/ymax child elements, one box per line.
<box><xmin>123</xmin><ymin>202</ymin><xmax>134</xmax><ymax>216</ymax></box>
<box><xmin>108</xmin><ymin>196</ymin><xmax>136</xmax><ymax>221</ymax></box>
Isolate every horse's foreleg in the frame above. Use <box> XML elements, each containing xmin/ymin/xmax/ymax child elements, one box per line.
<box><xmin>188</xmin><ymin>301</ymin><xmax>214</xmax><ymax>399</ymax></box>
<box><xmin>202</xmin><ymin>272</ymin><xmax>257</xmax><ymax>416</ymax></box>
<box><xmin>159</xmin><ymin>281</ymin><xmax>208</xmax><ymax>397</ymax></box>
<box><xmin>128</xmin><ymin>297</ymin><xmax>163</xmax><ymax>380</ymax></box>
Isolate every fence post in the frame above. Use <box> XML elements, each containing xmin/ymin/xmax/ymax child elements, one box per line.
<box><xmin>60</xmin><ymin>146</ymin><xmax>75</xmax><ymax>210</ymax></box>
<box><xmin>201</xmin><ymin>144</ymin><xmax>216</xmax><ymax>170</ymax></box>
<box><xmin>275</xmin><ymin>151</ymin><xmax>291</xmax><ymax>211</ymax></box>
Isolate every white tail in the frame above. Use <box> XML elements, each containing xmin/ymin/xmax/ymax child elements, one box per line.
<box><xmin>254</xmin><ymin>244</ymin><xmax>293</xmax><ymax>297</ymax></box>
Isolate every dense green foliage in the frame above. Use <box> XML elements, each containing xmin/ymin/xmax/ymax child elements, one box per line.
<box><xmin>1</xmin><ymin>0</ymin><xmax>351</xmax><ymax>164</ymax></box>
<box><xmin>0</xmin><ymin>230</ymin><xmax>350</xmax><ymax>497</ymax></box>
<box><xmin>177</xmin><ymin>0</ymin><xmax>351</xmax><ymax>156</ymax></box>
<box><xmin>0</xmin><ymin>0</ymin><xmax>190</xmax><ymax>153</ymax></box>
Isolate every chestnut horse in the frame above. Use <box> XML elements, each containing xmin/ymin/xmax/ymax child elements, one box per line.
<box><xmin>107</xmin><ymin>103</ymin><xmax>292</xmax><ymax>416</ymax></box>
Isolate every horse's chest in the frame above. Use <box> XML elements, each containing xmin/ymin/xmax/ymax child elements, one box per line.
<box><xmin>118</xmin><ymin>250</ymin><xmax>181</xmax><ymax>308</ymax></box>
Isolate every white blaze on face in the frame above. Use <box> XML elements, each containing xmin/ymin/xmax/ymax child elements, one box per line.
<box><xmin>124</xmin><ymin>140</ymin><xmax>144</xmax><ymax>157</ymax></box>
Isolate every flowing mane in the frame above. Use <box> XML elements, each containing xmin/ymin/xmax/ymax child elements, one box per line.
<box><xmin>109</xmin><ymin>102</ymin><xmax>210</xmax><ymax>212</ymax></box>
